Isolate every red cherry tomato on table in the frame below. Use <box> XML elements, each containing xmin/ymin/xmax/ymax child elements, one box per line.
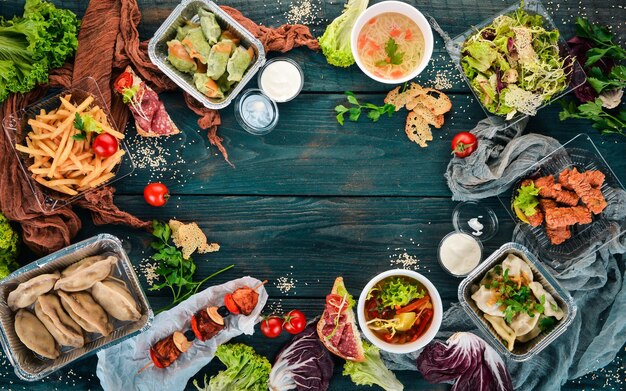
<box><xmin>260</xmin><ymin>316</ymin><xmax>283</xmax><ymax>338</ymax></box>
<box><xmin>283</xmin><ymin>310</ymin><xmax>306</xmax><ymax>335</ymax></box>
<box><xmin>114</xmin><ymin>71</ymin><xmax>133</xmax><ymax>93</ymax></box>
<box><xmin>143</xmin><ymin>183</ymin><xmax>169</xmax><ymax>207</ymax></box>
<box><xmin>92</xmin><ymin>133</ymin><xmax>118</xmax><ymax>158</ymax></box>
<box><xmin>451</xmin><ymin>132</ymin><xmax>478</xmax><ymax>158</ymax></box>
<box><xmin>223</xmin><ymin>293</ymin><xmax>240</xmax><ymax>315</ymax></box>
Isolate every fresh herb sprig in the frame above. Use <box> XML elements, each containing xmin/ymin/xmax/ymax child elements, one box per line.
<box><xmin>375</xmin><ymin>38</ymin><xmax>405</xmax><ymax>67</ymax></box>
<box><xmin>560</xmin><ymin>99</ymin><xmax>626</xmax><ymax>137</ymax></box>
<box><xmin>574</xmin><ymin>17</ymin><xmax>626</xmax><ymax>67</ymax></box>
<box><xmin>587</xmin><ymin>65</ymin><xmax>626</xmax><ymax>94</ymax></box>
<box><xmin>72</xmin><ymin>112</ymin><xmax>103</xmax><ymax>141</ymax></box>
<box><xmin>335</xmin><ymin>91</ymin><xmax>395</xmax><ymax>125</ymax></box>
<box><xmin>150</xmin><ymin>220</ymin><xmax>234</xmax><ymax>313</ymax></box>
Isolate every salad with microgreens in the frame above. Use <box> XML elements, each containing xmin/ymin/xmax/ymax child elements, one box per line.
<box><xmin>471</xmin><ymin>254</ymin><xmax>563</xmax><ymax>351</ymax></box>
<box><xmin>461</xmin><ymin>6</ymin><xmax>572</xmax><ymax>119</ymax></box>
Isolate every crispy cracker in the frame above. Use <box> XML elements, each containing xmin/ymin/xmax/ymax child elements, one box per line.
<box><xmin>405</xmin><ymin>111</ymin><xmax>433</xmax><ymax>147</ymax></box>
<box><xmin>384</xmin><ymin>86</ymin><xmax>408</xmax><ymax>111</ymax></box>
<box><xmin>169</xmin><ymin>219</ymin><xmax>220</xmax><ymax>259</ymax></box>
<box><xmin>420</xmin><ymin>88</ymin><xmax>452</xmax><ymax>115</ymax></box>
<box><xmin>412</xmin><ymin>103</ymin><xmax>445</xmax><ymax>128</ymax></box>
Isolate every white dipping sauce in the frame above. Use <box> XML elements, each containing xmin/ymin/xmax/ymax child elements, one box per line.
<box><xmin>438</xmin><ymin>232</ymin><xmax>482</xmax><ymax>276</ymax></box>
<box><xmin>259</xmin><ymin>60</ymin><xmax>302</xmax><ymax>102</ymax></box>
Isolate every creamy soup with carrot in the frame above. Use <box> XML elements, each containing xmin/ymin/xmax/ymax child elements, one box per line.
<box><xmin>356</xmin><ymin>13</ymin><xmax>424</xmax><ymax>80</ymax></box>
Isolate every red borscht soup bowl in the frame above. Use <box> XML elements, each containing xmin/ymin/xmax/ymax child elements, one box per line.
<box><xmin>357</xmin><ymin>269</ymin><xmax>442</xmax><ymax>354</ymax></box>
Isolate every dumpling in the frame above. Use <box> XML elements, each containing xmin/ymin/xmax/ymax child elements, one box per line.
<box><xmin>206</xmin><ymin>41</ymin><xmax>233</xmax><ymax>80</ymax></box>
<box><xmin>167</xmin><ymin>40</ymin><xmax>197</xmax><ymax>74</ymax></box>
<box><xmin>502</xmin><ymin>254</ymin><xmax>533</xmax><ymax>285</ymax></box>
<box><xmin>484</xmin><ymin>314</ymin><xmax>516</xmax><ymax>351</ymax></box>
<box><xmin>529</xmin><ymin>281</ymin><xmax>564</xmax><ymax>320</ymax></box>
<box><xmin>35</xmin><ymin>295</ymin><xmax>84</xmax><ymax>348</ymax></box>
<box><xmin>176</xmin><ymin>20</ymin><xmax>200</xmax><ymax>41</ymax></box>
<box><xmin>14</xmin><ymin>309</ymin><xmax>59</xmax><ymax>360</ymax></box>
<box><xmin>182</xmin><ymin>27</ymin><xmax>212</xmax><ymax>64</ymax></box>
<box><xmin>8</xmin><ymin>271</ymin><xmax>60</xmax><ymax>311</ymax></box>
<box><xmin>217</xmin><ymin>72</ymin><xmax>235</xmax><ymax>92</ymax></box>
<box><xmin>517</xmin><ymin>322</ymin><xmax>542</xmax><ymax>343</ymax></box>
<box><xmin>58</xmin><ymin>291</ymin><xmax>113</xmax><ymax>336</ymax></box>
<box><xmin>61</xmin><ymin>255</ymin><xmax>107</xmax><ymax>277</ymax></box>
<box><xmin>91</xmin><ymin>277</ymin><xmax>141</xmax><ymax>322</ymax></box>
<box><xmin>471</xmin><ymin>285</ymin><xmax>504</xmax><ymax>317</ymax></box>
<box><xmin>226</xmin><ymin>46</ymin><xmax>253</xmax><ymax>82</ymax></box>
<box><xmin>199</xmin><ymin>9</ymin><xmax>221</xmax><ymax>45</ymax></box>
<box><xmin>54</xmin><ymin>256</ymin><xmax>117</xmax><ymax>292</ymax></box>
<box><xmin>193</xmin><ymin>73</ymin><xmax>224</xmax><ymax>99</ymax></box>
<box><xmin>219</xmin><ymin>30</ymin><xmax>240</xmax><ymax>45</ymax></box>
<box><xmin>509</xmin><ymin>311</ymin><xmax>540</xmax><ymax>336</ymax></box>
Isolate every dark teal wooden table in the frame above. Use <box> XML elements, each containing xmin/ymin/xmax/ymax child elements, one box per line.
<box><xmin>1</xmin><ymin>0</ymin><xmax>624</xmax><ymax>389</ymax></box>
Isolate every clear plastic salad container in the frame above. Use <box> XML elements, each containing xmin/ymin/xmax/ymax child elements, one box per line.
<box><xmin>496</xmin><ymin>134</ymin><xmax>625</xmax><ymax>270</ymax></box>
<box><xmin>1</xmin><ymin>77</ymin><xmax>135</xmax><ymax>212</ymax></box>
<box><xmin>445</xmin><ymin>0</ymin><xmax>586</xmax><ymax>128</ymax></box>
<box><xmin>458</xmin><ymin>242</ymin><xmax>576</xmax><ymax>361</ymax></box>
<box><xmin>148</xmin><ymin>0</ymin><xmax>266</xmax><ymax>110</ymax></box>
<box><xmin>0</xmin><ymin>234</ymin><xmax>153</xmax><ymax>381</ymax></box>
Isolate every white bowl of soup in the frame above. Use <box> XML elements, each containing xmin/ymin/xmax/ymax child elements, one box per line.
<box><xmin>357</xmin><ymin>269</ymin><xmax>442</xmax><ymax>354</ymax></box>
<box><xmin>351</xmin><ymin>1</ymin><xmax>434</xmax><ymax>84</ymax></box>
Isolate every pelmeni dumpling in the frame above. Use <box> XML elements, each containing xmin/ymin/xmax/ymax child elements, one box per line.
<box><xmin>484</xmin><ymin>314</ymin><xmax>516</xmax><ymax>351</ymax></box>
<box><xmin>61</xmin><ymin>255</ymin><xmax>107</xmax><ymax>278</ymax></box>
<box><xmin>529</xmin><ymin>281</ymin><xmax>564</xmax><ymax>320</ymax></box>
<box><xmin>54</xmin><ymin>256</ymin><xmax>117</xmax><ymax>292</ymax></box>
<box><xmin>35</xmin><ymin>295</ymin><xmax>84</xmax><ymax>348</ymax></box>
<box><xmin>502</xmin><ymin>254</ymin><xmax>533</xmax><ymax>284</ymax></box>
<box><xmin>14</xmin><ymin>309</ymin><xmax>59</xmax><ymax>360</ymax></box>
<box><xmin>517</xmin><ymin>322</ymin><xmax>542</xmax><ymax>343</ymax></box>
<box><xmin>471</xmin><ymin>285</ymin><xmax>505</xmax><ymax>317</ymax></box>
<box><xmin>58</xmin><ymin>291</ymin><xmax>113</xmax><ymax>336</ymax></box>
<box><xmin>91</xmin><ymin>277</ymin><xmax>141</xmax><ymax>322</ymax></box>
<box><xmin>509</xmin><ymin>311</ymin><xmax>540</xmax><ymax>336</ymax></box>
<box><xmin>7</xmin><ymin>271</ymin><xmax>61</xmax><ymax>311</ymax></box>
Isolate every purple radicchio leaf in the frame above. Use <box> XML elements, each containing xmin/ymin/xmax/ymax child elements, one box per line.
<box><xmin>495</xmin><ymin>69</ymin><xmax>505</xmax><ymax>93</ymax></box>
<box><xmin>269</xmin><ymin>321</ymin><xmax>334</xmax><ymax>391</ymax></box>
<box><xmin>416</xmin><ymin>332</ymin><xmax>513</xmax><ymax>391</ymax></box>
<box><xmin>567</xmin><ymin>36</ymin><xmax>616</xmax><ymax>103</ymax></box>
<box><xmin>507</xmin><ymin>38</ymin><xmax>515</xmax><ymax>55</ymax></box>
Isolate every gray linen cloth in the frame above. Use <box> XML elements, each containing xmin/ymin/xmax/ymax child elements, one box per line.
<box><xmin>381</xmin><ymin>118</ymin><xmax>626</xmax><ymax>390</ymax></box>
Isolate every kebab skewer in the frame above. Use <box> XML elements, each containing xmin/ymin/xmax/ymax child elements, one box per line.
<box><xmin>139</xmin><ymin>282</ymin><xmax>266</xmax><ymax>372</ymax></box>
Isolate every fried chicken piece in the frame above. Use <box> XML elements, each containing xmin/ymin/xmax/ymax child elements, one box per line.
<box><xmin>546</xmin><ymin>226</ymin><xmax>572</xmax><ymax>245</ymax></box>
<box><xmin>544</xmin><ymin>206</ymin><xmax>592</xmax><ymax>228</ymax></box>
<box><xmin>566</xmin><ymin>168</ymin><xmax>607</xmax><ymax>214</ymax></box>
<box><xmin>526</xmin><ymin>208</ymin><xmax>544</xmax><ymax>227</ymax></box>
<box><xmin>534</xmin><ymin>176</ymin><xmax>580</xmax><ymax>206</ymax></box>
<box><xmin>559</xmin><ymin>169</ymin><xmax>605</xmax><ymax>189</ymax></box>
<box><xmin>539</xmin><ymin>198</ymin><xmax>558</xmax><ymax>211</ymax></box>
<box><xmin>231</xmin><ymin>286</ymin><xmax>259</xmax><ymax>316</ymax></box>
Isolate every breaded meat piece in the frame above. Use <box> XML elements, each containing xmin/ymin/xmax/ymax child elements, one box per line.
<box><xmin>534</xmin><ymin>175</ymin><xmax>579</xmax><ymax>206</ymax></box>
<box><xmin>545</xmin><ymin>206</ymin><xmax>592</xmax><ymax>228</ymax></box>
<box><xmin>546</xmin><ymin>225</ymin><xmax>572</xmax><ymax>245</ymax></box>
<box><xmin>526</xmin><ymin>207</ymin><xmax>544</xmax><ymax>227</ymax></box>
<box><xmin>566</xmin><ymin>168</ymin><xmax>607</xmax><ymax>214</ymax></box>
<box><xmin>559</xmin><ymin>168</ymin><xmax>605</xmax><ymax>189</ymax></box>
<box><xmin>539</xmin><ymin>198</ymin><xmax>558</xmax><ymax>211</ymax></box>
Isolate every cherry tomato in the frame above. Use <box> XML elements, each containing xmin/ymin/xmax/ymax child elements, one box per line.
<box><xmin>92</xmin><ymin>133</ymin><xmax>118</xmax><ymax>158</ymax></box>
<box><xmin>451</xmin><ymin>132</ymin><xmax>478</xmax><ymax>158</ymax></box>
<box><xmin>223</xmin><ymin>293</ymin><xmax>240</xmax><ymax>315</ymax></box>
<box><xmin>114</xmin><ymin>71</ymin><xmax>133</xmax><ymax>93</ymax></box>
<box><xmin>143</xmin><ymin>183</ymin><xmax>169</xmax><ymax>207</ymax></box>
<box><xmin>283</xmin><ymin>310</ymin><xmax>306</xmax><ymax>335</ymax></box>
<box><xmin>260</xmin><ymin>316</ymin><xmax>283</xmax><ymax>338</ymax></box>
<box><xmin>190</xmin><ymin>314</ymin><xmax>202</xmax><ymax>341</ymax></box>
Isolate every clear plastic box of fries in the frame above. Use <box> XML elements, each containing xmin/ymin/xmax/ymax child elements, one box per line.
<box><xmin>2</xmin><ymin>77</ymin><xmax>135</xmax><ymax>212</ymax></box>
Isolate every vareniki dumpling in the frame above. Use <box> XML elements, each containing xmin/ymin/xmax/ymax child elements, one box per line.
<box><xmin>471</xmin><ymin>285</ymin><xmax>504</xmax><ymax>317</ymax></box>
<box><xmin>58</xmin><ymin>291</ymin><xmax>113</xmax><ymax>336</ymax></box>
<box><xmin>199</xmin><ymin>9</ymin><xmax>221</xmax><ymax>45</ymax></box>
<box><xmin>502</xmin><ymin>254</ymin><xmax>533</xmax><ymax>284</ymax></box>
<box><xmin>8</xmin><ymin>271</ymin><xmax>60</xmax><ymax>311</ymax></box>
<box><xmin>484</xmin><ymin>314</ymin><xmax>516</xmax><ymax>351</ymax></box>
<box><xmin>529</xmin><ymin>282</ymin><xmax>564</xmax><ymax>320</ymax></box>
<box><xmin>35</xmin><ymin>295</ymin><xmax>84</xmax><ymax>348</ymax></box>
<box><xmin>227</xmin><ymin>46</ymin><xmax>253</xmax><ymax>82</ymax></box>
<box><xmin>60</xmin><ymin>255</ymin><xmax>107</xmax><ymax>277</ymax></box>
<box><xmin>509</xmin><ymin>311</ymin><xmax>540</xmax><ymax>336</ymax></box>
<box><xmin>91</xmin><ymin>277</ymin><xmax>141</xmax><ymax>322</ymax></box>
<box><xmin>54</xmin><ymin>256</ymin><xmax>117</xmax><ymax>292</ymax></box>
<box><xmin>14</xmin><ymin>309</ymin><xmax>59</xmax><ymax>360</ymax></box>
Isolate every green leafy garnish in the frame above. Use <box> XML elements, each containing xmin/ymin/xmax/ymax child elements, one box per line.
<box><xmin>587</xmin><ymin>65</ymin><xmax>626</xmax><ymax>94</ymax></box>
<box><xmin>122</xmin><ymin>85</ymin><xmax>139</xmax><ymax>104</ymax></box>
<box><xmin>514</xmin><ymin>183</ymin><xmax>541</xmax><ymax>217</ymax></box>
<box><xmin>375</xmin><ymin>38</ymin><xmax>404</xmax><ymax>67</ymax></box>
<box><xmin>149</xmin><ymin>220</ymin><xmax>234</xmax><ymax>313</ymax></box>
<box><xmin>335</xmin><ymin>91</ymin><xmax>395</xmax><ymax>125</ymax></box>
<box><xmin>574</xmin><ymin>17</ymin><xmax>626</xmax><ymax>67</ymax></box>
<box><xmin>539</xmin><ymin>316</ymin><xmax>556</xmax><ymax>331</ymax></box>
<box><xmin>377</xmin><ymin>277</ymin><xmax>424</xmax><ymax>309</ymax></box>
<box><xmin>560</xmin><ymin>99</ymin><xmax>626</xmax><ymax>138</ymax></box>
<box><xmin>72</xmin><ymin>113</ymin><xmax>103</xmax><ymax>141</ymax></box>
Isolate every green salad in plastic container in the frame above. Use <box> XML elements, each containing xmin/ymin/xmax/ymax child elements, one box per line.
<box><xmin>461</xmin><ymin>6</ymin><xmax>572</xmax><ymax>119</ymax></box>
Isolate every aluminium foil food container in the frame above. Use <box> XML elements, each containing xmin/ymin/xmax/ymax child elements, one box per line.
<box><xmin>148</xmin><ymin>0</ymin><xmax>266</xmax><ymax>110</ymax></box>
<box><xmin>0</xmin><ymin>234</ymin><xmax>153</xmax><ymax>381</ymax></box>
<box><xmin>458</xmin><ymin>242</ymin><xmax>576</xmax><ymax>361</ymax></box>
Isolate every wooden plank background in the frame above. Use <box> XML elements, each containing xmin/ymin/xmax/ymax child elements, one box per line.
<box><xmin>0</xmin><ymin>0</ymin><xmax>624</xmax><ymax>390</ymax></box>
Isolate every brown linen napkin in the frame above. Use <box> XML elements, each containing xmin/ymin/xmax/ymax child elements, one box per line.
<box><xmin>0</xmin><ymin>0</ymin><xmax>319</xmax><ymax>255</ymax></box>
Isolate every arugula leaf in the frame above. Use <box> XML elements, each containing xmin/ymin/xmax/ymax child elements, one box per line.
<box><xmin>334</xmin><ymin>92</ymin><xmax>396</xmax><ymax>125</ymax></box>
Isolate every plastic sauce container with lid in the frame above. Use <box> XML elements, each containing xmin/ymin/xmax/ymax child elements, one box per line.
<box><xmin>234</xmin><ymin>89</ymin><xmax>279</xmax><ymax>135</ymax></box>
<box><xmin>438</xmin><ymin>232</ymin><xmax>483</xmax><ymax>277</ymax></box>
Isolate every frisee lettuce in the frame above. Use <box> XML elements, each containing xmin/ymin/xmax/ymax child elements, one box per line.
<box><xmin>374</xmin><ymin>277</ymin><xmax>424</xmax><ymax>309</ymax></box>
<box><xmin>514</xmin><ymin>182</ymin><xmax>540</xmax><ymax>217</ymax></box>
